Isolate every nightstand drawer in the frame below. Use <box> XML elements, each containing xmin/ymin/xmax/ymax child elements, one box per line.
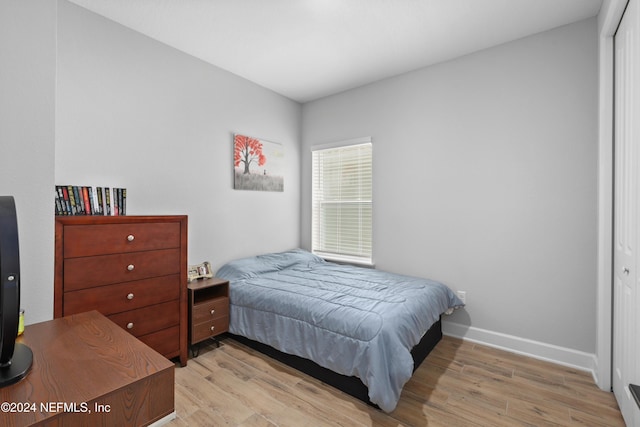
<box><xmin>63</xmin><ymin>222</ymin><xmax>181</xmax><ymax>257</ymax></box>
<box><xmin>64</xmin><ymin>248</ymin><xmax>180</xmax><ymax>291</ymax></box>
<box><xmin>192</xmin><ymin>297</ymin><xmax>229</xmax><ymax>324</ymax></box>
<box><xmin>192</xmin><ymin>316</ymin><xmax>229</xmax><ymax>342</ymax></box>
<box><xmin>108</xmin><ymin>300</ymin><xmax>179</xmax><ymax>338</ymax></box>
<box><xmin>63</xmin><ymin>274</ymin><xmax>180</xmax><ymax>316</ymax></box>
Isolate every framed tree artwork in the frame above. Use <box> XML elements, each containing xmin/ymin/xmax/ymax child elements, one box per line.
<box><xmin>233</xmin><ymin>134</ymin><xmax>284</xmax><ymax>192</ymax></box>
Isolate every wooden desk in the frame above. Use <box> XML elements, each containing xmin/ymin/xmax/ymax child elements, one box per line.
<box><xmin>0</xmin><ymin>311</ymin><xmax>174</xmax><ymax>426</ymax></box>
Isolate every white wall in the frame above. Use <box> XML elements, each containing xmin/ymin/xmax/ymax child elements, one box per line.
<box><xmin>55</xmin><ymin>1</ymin><xmax>302</xmax><ymax>272</ymax></box>
<box><xmin>1</xmin><ymin>1</ymin><xmax>602</xmax><ymax>366</ymax></box>
<box><xmin>0</xmin><ymin>0</ymin><xmax>57</xmax><ymax>324</ymax></box>
<box><xmin>301</xmin><ymin>19</ymin><xmax>599</xmax><ymax>361</ymax></box>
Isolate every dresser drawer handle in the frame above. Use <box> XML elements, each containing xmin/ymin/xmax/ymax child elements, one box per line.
<box><xmin>127</xmin><ymin>264</ymin><xmax>134</xmax><ymax>271</ymax></box>
<box><xmin>210</xmin><ymin>326</ymin><xmax>215</xmax><ymax>332</ymax></box>
<box><xmin>127</xmin><ymin>322</ymin><xmax>134</xmax><ymax>329</ymax></box>
<box><xmin>210</xmin><ymin>309</ymin><xmax>215</xmax><ymax>315</ymax></box>
<box><xmin>127</xmin><ymin>293</ymin><xmax>134</xmax><ymax>300</ymax></box>
<box><xmin>127</xmin><ymin>234</ymin><xmax>135</xmax><ymax>242</ymax></box>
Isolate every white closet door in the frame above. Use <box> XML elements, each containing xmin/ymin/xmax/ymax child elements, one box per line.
<box><xmin>614</xmin><ymin>0</ymin><xmax>640</xmax><ymax>425</ymax></box>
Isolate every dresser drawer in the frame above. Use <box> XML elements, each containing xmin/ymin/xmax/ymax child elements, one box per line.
<box><xmin>108</xmin><ymin>300</ymin><xmax>179</xmax><ymax>338</ymax></box>
<box><xmin>138</xmin><ymin>325</ymin><xmax>180</xmax><ymax>358</ymax></box>
<box><xmin>192</xmin><ymin>297</ymin><xmax>229</xmax><ymax>324</ymax></box>
<box><xmin>192</xmin><ymin>316</ymin><xmax>229</xmax><ymax>343</ymax></box>
<box><xmin>64</xmin><ymin>248</ymin><xmax>180</xmax><ymax>291</ymax></box>
<box><xmin>63</xmin><ymin>222</ymin><xmax>181</xmax><ymax>258</ymax></box>
<box><xmin>63</xmin><ymin>274</ymin><xmax>180</xmax><ymax>316</ymax></box>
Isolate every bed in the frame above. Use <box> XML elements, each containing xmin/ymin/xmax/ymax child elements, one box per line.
<box><xmin>215</xmin><ymin>249</ymin><xmax>463</xmax><ymax>412</ymax></box>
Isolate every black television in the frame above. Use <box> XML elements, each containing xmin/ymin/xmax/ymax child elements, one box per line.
<box><xmin>0</xmin><ymin>196</ymin><xmax>32</xmax><ymax>387</ymax></box>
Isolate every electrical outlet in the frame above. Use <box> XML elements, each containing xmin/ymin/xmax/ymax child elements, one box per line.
<box><xmin>456</xmin><ymin>290</ymin><xmax>466</xmax><ymax>304</ymax></box>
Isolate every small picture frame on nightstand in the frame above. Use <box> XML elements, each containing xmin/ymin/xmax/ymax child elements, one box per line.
<box><xmin>188</xmin><ymin>261</ymin><xmax>213</xmax><ymax>282</ymax></box>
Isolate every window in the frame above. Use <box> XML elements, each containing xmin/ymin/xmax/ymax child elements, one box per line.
<box><xmin>311</xmin><ymin>138</ymin><xmax>372</xmax><ymax>265</ymax></box>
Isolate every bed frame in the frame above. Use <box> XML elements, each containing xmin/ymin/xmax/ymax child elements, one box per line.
<box><xmin>228</xmin><ymin>317</ymin><xmax>442</xmax><ymax>407</ymax></box>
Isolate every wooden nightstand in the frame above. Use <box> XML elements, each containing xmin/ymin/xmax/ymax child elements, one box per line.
<box><xmin>188</xmin><ymin>277</ymin><xmax>229</xmax><ymax>356</ymax></box>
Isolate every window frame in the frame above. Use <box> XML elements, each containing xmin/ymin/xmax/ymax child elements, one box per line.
<box><xmin>311</xmin><ymin>137</ymin><xmax>373</xmax><ymax>266</ymax></box>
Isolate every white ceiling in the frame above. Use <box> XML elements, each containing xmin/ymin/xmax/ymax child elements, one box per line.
<box><xmin>67</xmin><ymin>0</ymin><xmax>603</xmax><ymax>103</ymax></box>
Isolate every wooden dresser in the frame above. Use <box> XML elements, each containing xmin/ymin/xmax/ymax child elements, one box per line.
<box><xmin>54</xmin><ymin>215</ymin><xmax>188</xmax><ymax>366</ymax></box>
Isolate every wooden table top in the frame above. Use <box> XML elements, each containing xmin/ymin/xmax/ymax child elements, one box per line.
<box><xmin>0</xmin><ymin>310</ymin><xmax>174</xmax><ymax>426</ymax></box>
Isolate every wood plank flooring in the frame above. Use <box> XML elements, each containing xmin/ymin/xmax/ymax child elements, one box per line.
<box><xmin>167</xmin><ymin>335</ymin><xmax>624</xmax><ymax>426</ymax></box>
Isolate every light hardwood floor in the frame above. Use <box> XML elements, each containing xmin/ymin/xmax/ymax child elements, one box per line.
<box><xmin>168</xmin><ymin>336</ymin><xmax>624</xmax><ymax>426</ymax></box>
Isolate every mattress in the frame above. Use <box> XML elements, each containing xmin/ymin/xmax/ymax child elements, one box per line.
<box><xmin>216</xmin><ymin>249</ymin><xmax>463</xmax><ymax>412</ymax></box>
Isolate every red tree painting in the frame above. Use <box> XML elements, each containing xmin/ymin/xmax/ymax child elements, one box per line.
<box><xmin>234</xmin><ymin>134</ymin><xmax>266</xmax><ymax>174</ymax></box>
<box><xmin>233</xmin><ymin>133</ymin><xmax>284</xmax><ymax>192</ymax></box>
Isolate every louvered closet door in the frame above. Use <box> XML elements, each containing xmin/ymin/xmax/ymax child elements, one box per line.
<box><xmin>613</xmin><ymin>0</ymin><xmax>640</xmax><ymax>425</ymax></box>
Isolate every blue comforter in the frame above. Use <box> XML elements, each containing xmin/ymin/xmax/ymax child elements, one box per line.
<box><xmin>216</xmin><ymin>249</ymin><xmax>463</xmax><ymax>412</ymax></box>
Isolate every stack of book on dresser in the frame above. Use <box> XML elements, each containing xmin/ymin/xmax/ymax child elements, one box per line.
<box><xmin>55</xmin><ymin>185</ymin><xmax>126</xmax><ymax>216</ymax></box>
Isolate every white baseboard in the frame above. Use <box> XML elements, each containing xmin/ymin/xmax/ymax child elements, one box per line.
<box><xmin>148</xmin><ymin>411</ymin><xmax>176</xmax><ymax>426</ymax></box>
<box><xmin>442</xmin><ymin>321</ymin><xmax>599</xmax><ymax>382</ymax></box>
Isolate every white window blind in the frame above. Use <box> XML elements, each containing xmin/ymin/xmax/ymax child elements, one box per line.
<box><xmin>312</xmin><ymin>139</ymin><xmax>372</xmax><ymax>265</ymax></box>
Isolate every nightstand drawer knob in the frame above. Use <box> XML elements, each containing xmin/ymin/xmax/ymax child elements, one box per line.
<box><xmin>210</xmin><ymin>326</ymin><xmax>215</xmax><ymax>332</ymax></box>
<box><xmin>127</xmin><ymin>293</ymin><xmax>134</xmax><ymax>300</ymax></box>
<box><xmin>127</xmin><ymin>264</ymin><xmax>134</xmax><ymax>271</ymax></box>
<box><xmin>210</xmin><ymin>309</ymin><xmax>215</xmax><ymax>315</ymax></box>
<box><xmin>127</xmin><ymin>322</ymin><xmax>134</xmax><ymax>329</ymax></box>
<box><xmin>127</xmin><ymin>234</ymin><xmax>135</xmax><ymax>242</ymax></box>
